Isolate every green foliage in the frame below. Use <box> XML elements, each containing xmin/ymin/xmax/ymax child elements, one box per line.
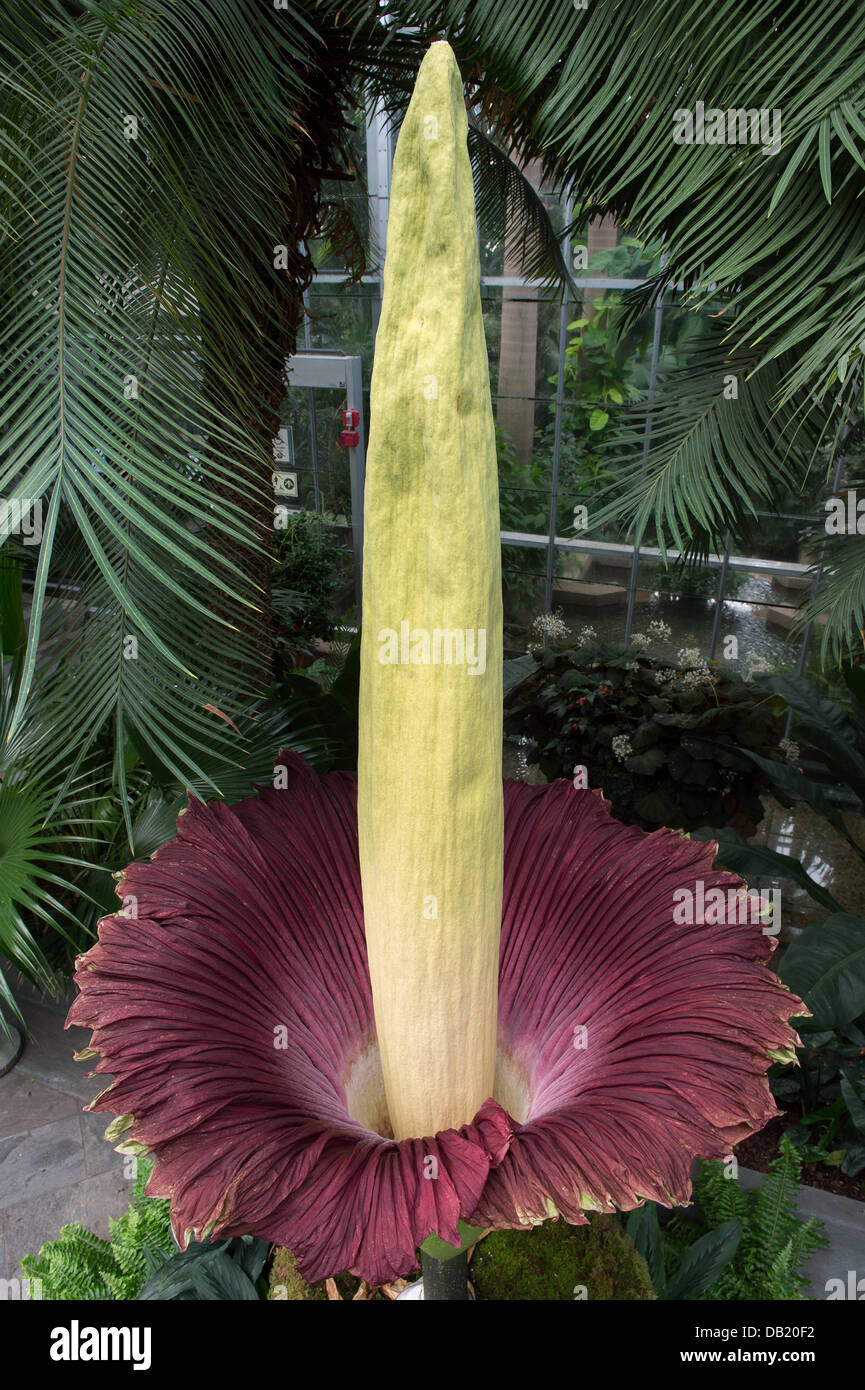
<box><xmin>630</xmin><ymin>1139</ymin><xmax>827</xmax><ymax>1301</ymax></box>
<box><xmin>533</xmin><ymin>239</ymin><xmax>664</xmax><ymax>535</ymax></box>
<box><xmin>627</xmin><ymin>1204</ymin><xmax>742</xmax><ymax>1300</ymax></box>
<box><xmin>746</xmin><ymin>671</ymin><xmax>865</xmax><ymax>860</ymax></box>
<box><xmin>272</xmin><ymin>513</ymin><xmax>350</xmax><ymax>667</ymax></box>
<box><xmin>780</xmin><ymin>916</ymin><xmax>865</xmax><ymax>1032</ymax></box>
<box><xmin>19</xmin><ymin>1156</ymin><xmax>272</xmax><ymax>1301</ymax></box>
<box><xmin>20</xmin><ymin>1159</ymin><xmax>173</xmax><ymax>1300</ymax></box>
<box><xmin>651</xmin><ymin>560</ymin><xmax>747</xmax><ymax>601</ymax></box>
<box><xmin>274</xmin><ymin>633</ymin><xmax>360</xmax><ymax>772</ymax></box>
<box><xmin>504</xmin><ymin>634</ymin><xmax>782</xmax><ymax>831</ymax></box>
<box><xmin>137</xmin><ymin>1235</ymin><xmax>269</xmax><ymax>1301</ymax></box>
<box><xmin>770</xmin><ymin>1019</ymin><xmax>865</xmax><ymax>1179</ymax></box>
<box><xmin>695</xmin><ymin>665</ymin><xmax>865</xmax><ymax>1174</ymax></box>
<box><xmin>692</xmin><ymin>1139</ymin><xmax>829</xmax><ymax>1300</ymax></box>
<box><xmin>0</xmin><ymin>0</ymin><xmax>365</xmax><ymax>999</ymax></box>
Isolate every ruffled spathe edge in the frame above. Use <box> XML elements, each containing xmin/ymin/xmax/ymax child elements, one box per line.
<box><xmin>67</xmin><ymin>758</ymin><xmax>806</xmax><ymax>1282</ymax></box>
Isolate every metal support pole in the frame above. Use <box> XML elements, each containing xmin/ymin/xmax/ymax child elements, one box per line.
<box><xmin>709</xmin><ymin>531</ymin><xmax>733</xmax><ymax>660</ymax></box>
<box><xmin>285</xmin><ymin>352</ymin><xmax>367</xmax><ymax>621</ymax></box>
<box><xmin>366</xmin><ymin>91</ymin><xmax>390</xmax><ymax>348</ymax></box>
<box><xmin>420</xmin><ymin>1248</ymin><xmax>470</xmax><ymax>1301</ymax></box>
<box><xmin>346</xmin><ymin>355</ymin><xmax>366</xmax><ymax>620</ymax></box>
<box><xmin>301</xmin><ymin>289</ymin><xmax>322</xmax><ymax>517</ymax></box>
<box><xmin>782</xmin><ymin>452</ymin><xmax>846</xmax><ymax>737</ymax></box>
<box><xmin>544</xmin><ymin>194</ymin><xmax>573</xmax><ymax>614</ymax></box>
<box><xmin>624</xmin><ymin>284</ymin><xmax>665</xmax><ymax>644</ymax></box>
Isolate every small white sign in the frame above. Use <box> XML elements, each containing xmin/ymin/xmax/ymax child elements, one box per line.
<box><xmin>272</xmin><ymin>426</ymin><xmax>294</xmax><ymax>464</ymax></box>
<box><xmin>272</xmin><ymin>471</ymin><xmax>298</xmax><ymax>498</ymax></box>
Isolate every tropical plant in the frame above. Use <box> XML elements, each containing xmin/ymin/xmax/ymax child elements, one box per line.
<box><xmin>1</xmin><ymin>0</ymin><xmax>581</xmax><ymax>1005</ymax></box>
<box><xmin>386</xmin><ymin>0</ymin><xmax>865</xmax><ymax>658</ymax></box>
<box><xmin>67</xmin><ymin>49</ymin><xmax>804</xmax><ymax>1301</ymax></box>
<box><xmin>685</xmin><ymin>665</ymin><xmax>865</xmax><ymax>1177</ymax></box>
<box><xmin>20</xmin><ymin>1159</ymin><xmax>172</xmax><ymax>1300</ymax></box>
<box><xmin>136</xmin><ymin>1234</ymin><xmax>270</xmax><ymax>1301</ymax></box>
<box><xmin>691</xmin><ymin>1139</ymin><xmax>828</xmax><ymax>1300</ymax></box>
<box><xmin>0</xmin><ymin>0</ymin><xmax>368</xmax><ymax>1011</ymax></box>
<box><xmin>503</xmin><ymin>632</ymin><xmax>783</xmax><ymax>832</ymax></box>
<box><xmin>626</xmin><ymin>1201</ymin><xmax>743</xmax><ymax>1302</ymax></box>
<box><xmin>19</xmin><ymin>1154</ymin><xmax>270</xmax><ymax>1301</ymax></box>
<box><xmin>631</xmin><ymin>1138</ymin><xmax>828</xmax><ymax>1301</ymax></box>
<box><xmin>1</xmin><ymin>0</ymin><xmax>364</xmax><ymax>796</ymax></box>
<box><xmin>271</xmin><ymin>512</ymin><xmax>349</xmax><ymax>668</ymax></box>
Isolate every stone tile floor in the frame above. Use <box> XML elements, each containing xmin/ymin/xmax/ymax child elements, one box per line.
<box><xmin>0</xmin><ymin>992</ymin><xmax>132</xmax><ymax>1282</ymax></box>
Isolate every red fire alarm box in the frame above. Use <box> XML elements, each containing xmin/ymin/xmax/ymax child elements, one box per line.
<box><xmin>342</xmin><ymin>408</ymin><xmax>359</xmax><ymax>429</ymax></box>
<box><xmin>339</xmin><ymin>428</ymin><xmax>359</xmax><ymax>448</ymax></box>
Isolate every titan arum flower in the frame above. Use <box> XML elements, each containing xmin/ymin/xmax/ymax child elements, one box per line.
<box><xmin>67</xmin><ymin>42</ymin><xmax>805</xmax><ymax>1290</ymax></box>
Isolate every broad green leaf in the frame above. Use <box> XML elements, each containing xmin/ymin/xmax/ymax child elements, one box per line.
<box><xmin>625</xmin><ymin>1204</ymin><xmax>666</xmax><ymax>1297</ymax></box>
<box><xmin>689</xmin><ymin>825</ymin><xmax>842</xmax><ymax>914</ymax></box>
<box><xmin>665</xmin><ymin>1219</ymin><xmax>741</xmax><ymax>1300</ymax></box>
<box><xmin>780</xmin><ymin>914</ymin><xmax>865</xmax><ymax>1028</ymax></box>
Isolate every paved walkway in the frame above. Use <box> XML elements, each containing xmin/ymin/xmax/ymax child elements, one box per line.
<box><xmin>0</xmin><ymin>991</ymin><xmax>131</xmax><ymax>1282</ymax></box>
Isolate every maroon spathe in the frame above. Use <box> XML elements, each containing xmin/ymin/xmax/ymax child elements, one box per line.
<box><xmin>67</xmin><ymin>753</ymin><xmax>803</xmax><ymax>1284</ymax></box>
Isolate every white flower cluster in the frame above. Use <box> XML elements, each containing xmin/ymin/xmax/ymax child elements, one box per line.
<box><xmin>677</xmin><ymin>647</ymin><xmax>702</xmax><ymax>667</ymax></box>
<box><xmin>527</xmin><ymin>610</ymin><xmax>571</xmax><ymax>652</ymax></box>
<box><xmin>528</xmin><ymin>612</ymin><xmax>569</xmax><ymax>652</ymax></box>
<box><xmin>779</xmin><ymin>737</ymin><xmax>800</xmax><ymax>764</ymax></box>
<box><xmin>611</xmin><ymin>734</ymin><xmax>633</xmax><ymax>762</ymax></box>
<box><xmin>630</xmin><ymin>618</ymin><xmax>672</xmax><ymax>650</ymax></box>
<box><xmin>576</xmin><ymin>624</ymin><xmax>597</xmax><ymax>645</ymax></box>
<box><xmin>744</xmin><ymin>651</ymin><xmax>774</xmax><ymax>680</ymax></box>
<box><xmin>677</xmin><ymin>665</ymin><xmax>716</xmax><ymax>691</ymax></box>
<box><xmin>665</xmin><ymin>646</ymin><xmax>715</xmax><ymax>690</ymax></box>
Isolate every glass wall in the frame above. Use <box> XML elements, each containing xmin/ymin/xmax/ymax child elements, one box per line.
<box><xmin>293</xmin><ymin>105</ymin><xmax>826</xmax><ymax>677</ymax></box>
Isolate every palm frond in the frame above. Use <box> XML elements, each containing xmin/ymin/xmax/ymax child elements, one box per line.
<box><xmin>590</xmin><ymin>330</ymin><xmax>831</xmax><ymax>553</ymax></box>
<box><xmin>0</xmin><ymin>0</ymin><xmax>363</xmax><ymax>808</ymax></box>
